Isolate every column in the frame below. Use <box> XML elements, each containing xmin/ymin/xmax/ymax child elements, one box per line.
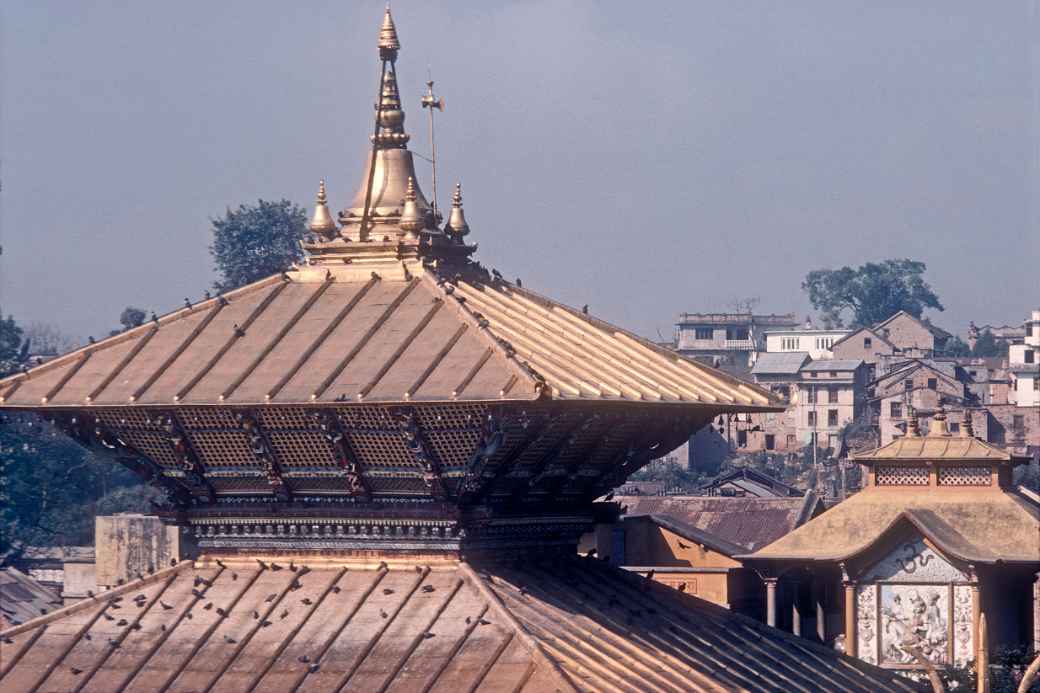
<box><xmin>843</xmin><ymin>582</ymin><xmax>856</xmax><ymax>656</ymax></box>
<box><xmin>816</xmin><ymin>584</ymin><xmax>826</xmax><ymax>642</ymax></box>
<box><xmin>765</xmin><ymin>578</ymin><xmax>778</xmax><ymax>628</ymax></box>
<box><xmin>792</xmin><ymin>596</ymin><xmax>802</xmax><ymax>637</ymax></box>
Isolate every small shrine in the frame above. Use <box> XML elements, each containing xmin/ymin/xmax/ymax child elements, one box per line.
<box><xmin>747</xmin><ymin>409</ymin><xmax>1039</xmax><ymax>673</ymax></box>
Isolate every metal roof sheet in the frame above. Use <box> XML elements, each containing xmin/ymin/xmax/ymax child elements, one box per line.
<box><xmin>0</xmin><ymin>272</ymin><xmax>780</xmax><ymax>411</ymax></box>
<box><xmin>751</xmin><ymin>352</ymin><xmax>810</xmax><ymax>375</ymax></box>
<box><xmin>800</xmin><ymin>359</ymin><xmax>864</xmax><ymax>372</ymax></box>
<box><xmin>0</xmin><ymin>556</ymin><xmax>917</xmax><ymax>692</ymax></box>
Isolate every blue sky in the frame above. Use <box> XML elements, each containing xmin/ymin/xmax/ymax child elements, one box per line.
<box><xmin>2</xmin><ymin>1</ymin><xmax>1037</xmax><ymax>341</ymax></box>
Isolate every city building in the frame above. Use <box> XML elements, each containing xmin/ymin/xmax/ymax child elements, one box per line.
<box><xmin>872</xmin><ymin>310</ymin><xmax>952</xmax><ymax>356</ymax></box>
<box><xmin>698</xmin><ymin>467</ymin><xmax>804</xmax><ymax>497</ymax></box>
<box><xmin>765</xmin><ymin>327</ymin><xmax>851</xmax><ymax>360</ymax></box>
<box><xmin>746</xmin><ymin>411</ymin><xmax>1039</xmax><ymax>674</ymax></box>
<box><xmin>795</xmin><ymin>360</ymin><xmax>869</xmax><ymax>450</ymax></box>
<box><xmin>0</xmin><ymin>10</ymin><xmax>915</xmax><ymax>691</ymax></box>
<box><xmin>1009</xmin><ymin>309</ymin><xmax>1040</xmax><ymax>408</ymax></box>
<box><xmin>967</xmin><ymin>321</ymin><xmax>1025</xmax><ymax>351</ymax></box>
<box><xmin>674</xmin><ymin>312</ymin><xmax>798</xmax><ymax>375</ymax></box>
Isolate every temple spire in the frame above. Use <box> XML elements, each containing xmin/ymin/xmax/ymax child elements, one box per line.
<box><xmin>309</xmin><ymin>180</ymin><xmax>337</xmax><ymax>237</ymax></box>
<box><xmin>399</xmin><ymin>177</ymin><xmax>423</xmax><ymax>234</ymax></box>
<box><xmin>379</xmin><ymin>5</ymin><xmax>400</xmax><ymax>58</ymax></box>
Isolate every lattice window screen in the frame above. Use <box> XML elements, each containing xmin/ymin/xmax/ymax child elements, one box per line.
<box><xmin>938</xmin><ymin>465</ymin><xmax>990</xmax><ymax>486</ymax></box>
<box><xmin>875</xmin><ymin>465</ymin><xmax>929</xmax><ymax>486</ymax></box>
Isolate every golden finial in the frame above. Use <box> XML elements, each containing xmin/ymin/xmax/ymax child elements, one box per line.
<box><xmin>379</xmin><ymin>6</ymin><xmax>400</xmax><ymax>58</ymax></box>
<box><xmin>444</xmin><ymin>182</ymin><xmax>470</xmax><ymax>241</ymax></box>
<box><xmin>309</xmin><ymin>179</ymin><xmax>337</xmax><ymax>237</ymax></box>
<box><xmin>960</xmin><ymin>410</ymin><xmax>974</xmax><ymax>438</ymax></box>
<box><xmin>905</xmin><ymin>407</ymin><xmax>920</xmax><ymax>437</ymax></box>
<box><xmin>399</xmin><ymin>177</ymin><xmax>424</xmax><ymax>234</ymax></box>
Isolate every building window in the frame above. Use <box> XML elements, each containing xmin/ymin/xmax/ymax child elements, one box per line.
<box><xmin>830</xmin><ymin>371</ymin><xmax>838</xmax><ymax>378</ymax></box>
<box><xmin>737</xmin><ymin>430</ymin><xmax>748</xmax><ymax>448</ymax></box>
<box><xmin>1034</xmin><ymin>378</ymin><xmax>1039</xmax><ymax>392</ymax></box>
<box><xmin>726</xmin><ymin>327</ymin><xmax>749</xmax><ymax>341</ymax></box>
<box><xmin>927</xmin><ymin>378</ymin><xmax>937</xmax><ymax>390</ymax></box>
<box><xmin>949</xmin><ymin>422</ymin><xmax>960</xmax><ymax>433</ymax></box>
<box><xmin>890</xmin><ymin>402</ymin><xmax>902</xmax><ymax>418</ymax></box>
<box><xmin>827</xmin><ymin>434</ymin><xmax>838</xmax><ymax>450</ymax></box>
<box><xmin>904</xmin><ymin>379</ymin><xmax>913</xmax><ymax>392</ymax></box>
<box><xmin>1026</xmin><ymin>350</ymin><xmax>1036</xmax><ymax>364</ymax></box>
<box><xmin>828</xmin><ymin>409</ymin><xmax>839</xmax><ymax>427</ymax></box>
<box><xmin>807</xmin><ymin>411</ymin><xmax>817</xmax><ymax>427</ymax></box>
<box><xmin>827</xmin><ymin>387</ymin><xmax>838</xmax><ymax>404</ymax></box>
<box><xmin>695</xmin><ymin>327</ymin><xmax>712</xmax><ymax>340</ymax></box>
<box><xmin>864</xmin><ymin>337</ymin><xmax>872</xmax><ymax>348</ymax></box>
<box><xmin>810</xmin><ymin>371</ymin><xmax>818</xmax><ymax>378</ymax></box>
<box><xmin>805</xmin><ymin>387</ymin><xmax>816</xmax><ymax>404</ymax></box>
<box><xmin>786</xmin><ymin>434</ymin><xmax>796</xmax><ymax>448</ymax></box>
<box><xmin>765</xmin><ymin>434</ymin><xmax>775</xmax><ymax>450</ymax></box>
<box><xmin>1013</xmin><ymin>415</ymin><xmax>1025</xmax><ymax>432</ymax></box>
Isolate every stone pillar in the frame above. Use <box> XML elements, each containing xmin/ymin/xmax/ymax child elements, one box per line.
<box><xmin>843</xmin><ymin>582</ymin><xmax>857</xmax><ymax>656</ymax></box>
<box><xmin>1034</xmin><ymin>572</ymin><xmax>1040</xmax><ymax>652</ymax></box>
<box><xmin>765</xmin><ymin>578</ymin><xmax>778</xmax><ymax>628</ymax></box>
<box><xmin>971</xmin><ymin>581</ymin><xmax>982</xmax><ymax>655</ymax></box>
<box><xmin>792</xmin><ymin>596</ymin><xmax>802</xmax><ymax>637</ymax></box>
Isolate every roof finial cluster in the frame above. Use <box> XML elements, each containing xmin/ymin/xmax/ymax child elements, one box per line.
<box><xmin>960</xmin><ymin>410</ymin><xmax>975</xmax><ymax>438</ymax></box>
<box><xmin>444</xmin><ymin>182</ymin><xmax>470</xmax><ymax>241</ymax></box>
<box><xmin>309</xmin><ymin>179</ymin><xmax>337</xmax><ymax>238</ymax></box>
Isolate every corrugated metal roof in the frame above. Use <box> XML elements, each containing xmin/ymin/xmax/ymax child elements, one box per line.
<box><xmin>0</xmin><ymin>569</ymin><xmax>62</xmax><ymax>628</ymax></box>
<box><xmin>614</xmin><ymin>495</ymin><xmax>820</xmax><ymax>552</ymax></box>
<box><xmin>800</xmin><ymin>359</ymin><xmax>863</xmax><ymax>372</ymax></box>
<box><xmin>851</xmin><ymin>434</ymin><xmax>1018</xmax><ymax>462</ymax></box>
<box><xmin>0</xmin><ymin>556</ymin><xmax>917</xmax><ymax>693</ymax></box>
<box><xmin>0</xmin><ymin>272</ymin><xmax>781</xmax><ymax>410</ymax></box>
<box><xmin>751</xmin><ymin>352</ymin><xmax>810</xmax><ymax>375</ymax></box>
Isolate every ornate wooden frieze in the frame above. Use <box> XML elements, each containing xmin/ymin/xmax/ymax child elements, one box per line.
<box><xmin>160</xmin><ymin>414</ymin><xmax>214</xmax><ymax>502</ymax></box>
<box><xmin>237</xmin><ymin>411</ymin><xmax>291</xmax><ymax>501</ymax></box>
<box><xmin>393</xmin><ymin>406</ymin><xmax>446</xmax><ymax>500</ymax></box>
<box><xmin>314</xmin><ymin>410</ymin><xmax>370</xmax><ymax>500</ymax></box>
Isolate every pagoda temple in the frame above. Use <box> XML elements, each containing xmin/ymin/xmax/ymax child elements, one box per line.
<box><xmin>746</xmin><ymin>409</ymin><xmax>1039</xmax><ymax>674</ymax></box>
<box><xmin>0</xmin><ymin>10</ymin><xmax>919</xmax><ymax>691</ymax></box>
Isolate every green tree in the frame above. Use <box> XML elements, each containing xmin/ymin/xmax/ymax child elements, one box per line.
<box><xmin>120</xmin><ymin>306</ymin><xmax>147</xmax><ymax>331</ymax></box>
<box><xmin>802</xmin><ymin>259</ymin><xmax>944</xmax><ymax>328</ymax></box>
<box><xmin>941</xmin><ymin>335</ymin><xmax>972</xmax><ymax>357</ymax></box>
<box><xmin>971</xmin><ymin>330</ymin><xmax>1002</xmax><ymax>358</ymax></box>
<box><xmin>209</xmin><ymin>199</ymin><xmax>307</xmax><ymax>293</ymax></box>
<box><xmin>0</xmin><ymin>309</ymin><xmax>28</xmax><ymax>377</ymax></box>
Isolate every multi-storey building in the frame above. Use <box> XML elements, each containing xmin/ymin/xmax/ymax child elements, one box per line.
<box><xmin>765</xmin><ymin>328</ymin><xmax>850</xmax><ymax>360</ymax></box>
<box><xmin>795</xmin><ymin>360</ymin><xmax>869</xmax><ymax>451</ymax></box>
<box><xmin>1009</xmin><ymin>309</ymin><xmax>1040</xmax><ymax>408</ymax></box>
<box><xmin>675</xmin><ymin>312</ymin><xmax>798</xmax><ymax>375</ymax></box>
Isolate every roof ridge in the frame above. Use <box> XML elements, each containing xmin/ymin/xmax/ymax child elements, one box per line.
<box><xmin>457</xmin><ymin>561</ymin><xmax>579</xmax><ymax>693</ymax></box>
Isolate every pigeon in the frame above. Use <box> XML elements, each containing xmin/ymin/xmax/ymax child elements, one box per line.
<box><xmin>271</xmin><ymin>563</ymin><xmax>283</xmax><ymax>572</ymax></box>
<box><xmin>256</xmin><ymin>559</ymin><xmax>268</xmax><ymax>570</ymax></box>
<box><xmin>478</xmin><ymin>618</ymin><xmax>491</xmax><ymax>626</ymax></box>
<box><xmin>224</xmin><ymin>635</ymin><xmax>237</xmax><ymax>644</ymax></box>
<box><xmin>261</xmin><ymin>620</ymin><xmax>272</xmax><ymax>627</ymax></box>
<box><xmin>191</xmin><ymin>589</ymin><xmax>203</xmax><ymax>599</ymax></box>
<box><xmin>582</xmin><ymin>304</ymin><xmax>589</xmax><ymax>314</ymax></box>
<box><xmin>170</xmin><ymin>558</ymin><xmax>178</xmax><ymax>567</ymax></box>
<box><xmin>678</xmin><ymin>582</ymin><xmax>687</xmax><ymax>593</ymax></box>
<box><xmin>160</xmin><ymin>601</ymin><xmax>173</xmax><ymax>610</ymax></box>
<box><xmin>380</xmin><ymin>609</ymin><xmax>388</xmax><ymax>619</ymax></box>
<box><xmin>421</xmin><ymin>632</ymin><xmax>435</xmax><ymax>640</ymax></box>
<box><xmin>279</xmin><ymin>610</ymin><xmax>289</xmax><ymax>620</ymax></box>
<box><xmin>160</xmin><ymin>624</ymin><xmax>166</xmax><ymax>632</ymax></box>
<box><xmin>604</xmin><ymin>492</ymin><xmax>614</xmax><ymax>501</ymax></box>
<box><xmin>232</xmin><ymin>572</ymin><xmax>238</xmax><ymax>581</ymax></box>
<box><xmin>265</xmin><ymin>594</ymin><xmax>277</xmax><ymax>603</ymax></box>
<box><xmin>117</xmin><ymin>619</ymin><xmax>128</xmax><ymax>627</ymax></box>
<box><xmin>87</xmin><ymin>590</ymin><xmax>95</xmax><ymax>598</ymax></box>
<box><xmin>301</xmin><ymin>598</ymin><xmax>313</xmax><ymax>606</ymax></box>
<box><xmin>71</xmin><ymin>667</ymin><xmax>83</xmax><ymax>675</ymax></box>
<box><xmin>203</xmin><ymin>603</ymin><xmax>213</xmax><ymax>611</ymax></box>
<box><xmin>84</xmin><ymin>634</ymin><xmax>92</xmax><ymax>641</ymax></box>
<box><xmin>253</xmin><ymin>610</ymin><xmax>261</xmax><ymax>620</ymax></box>
<box><xmin>103</xmin><ymin>614</ymin><xmax>115</xmax><ymax>621</ymax></box>
<box><xmin>216</xmin><ymin>608</ymin><xmax>227</xmax><ymax>617</ymax></box>
<box><xmin>309</xmin><ymin>663</ymin><xmax>321</xmax><ymax>673</ymax></box>
<box><xmin>331</xmin><ymin>586</ymin><xmax>341</xmax><ymax>594</ymax></box>
<box><xmin>646</xmin><ymin>569</ymin><xmax>655</xmax><ymax>580</ymax></box>
<box><xmin>185</xmin><ymin>612</ymin><xmax>193</xmax><ymax>620</ymax></box>
<box><xmin>298</xmin><ymin>655</ymin><xmax>310</xmax><ymax>664</ymax></box>
<box><xmin>584</xmin><ymin>548</ymin><xmax>597</xmax><ymax>558</ymax></box>
<box><xmin>414</xmin><ymin>566</ymin><xmax>423</xmax><ymax>574</ymax></box>
<box><xmin>465</xmin><ymin>616</ymin><xmax>472</xmax><ymax>625</ymax></box>
<box><xmin>420</xmin><ymin>585</ymin><xmax>435</xmax><ymax>594</ymax></box>
<box><xmin>131</xmin><ymin>623</ymin><xmax>142</xmax><ymax>631</ymax></box>
<box><xmin>382</xmin><ymin>588</ymin><xmax>394</xmax><ymax>596</ymax></box>
<box><xmin>289</xmin><ymin>561</ymin><xmax>297</xmax><ymax>572</ymax></box>
<box><xmin>109</xmin><ymin>639</ymin><xmax>121</xmax><ymax>648</ymax></box>
<box><xmin>677</xmin><ymin>541</ymin><xmax>690</xmax><ymax>550</ymax></box>
<box><xmin>216</xmin><ymin>559</ymin><xmax>226</xmax><ymax>569</ymax></box>
<box><xmin>516</xmin><ymin>278</ymin><xmax>522</xmax><ymax>288</ymax></box>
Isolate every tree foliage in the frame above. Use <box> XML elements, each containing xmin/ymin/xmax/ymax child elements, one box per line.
<box><xmin>119</xmin><ymin>306</ymin><xmax>147</xmax><ymax>331</ymax></box>
<box><xmin>209</xmin><ymin>199</ymin><xmax>307</xmax><ymax>293</ymax></box>
<box><xmin>971</xmin><ymin>330</ymin><xmax>1002</xmax><ymax>358</ymax></box>
<box><xmin>802</xmin><ymin>259</ymin><xmax>944</xmax><ymax>328</ymax></box>
<box><xmin>941</xmin><ymin>335</ymin><xmax>972</xmax><ymax>357</ymax></box>
<box><xmin>0</xmin><ymin>309</ymin><xmax>28</xmax><ymax>377</ymax></box>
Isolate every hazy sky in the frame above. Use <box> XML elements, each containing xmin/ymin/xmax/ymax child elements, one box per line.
<box><xmin>2</xmin><ymin>1</ymin><xmax>1037</xmax><ymax>344</ymax></box>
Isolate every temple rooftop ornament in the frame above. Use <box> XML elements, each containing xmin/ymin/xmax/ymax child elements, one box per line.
<box><xmin>444</xmin><ymin>181</ymin><xmax>470</xmax><ymax>241</ymax></box>
<box><xmin>308</xmin><ymin>179</ymin><xmax>337</xmax><ymax>238</ymax></box>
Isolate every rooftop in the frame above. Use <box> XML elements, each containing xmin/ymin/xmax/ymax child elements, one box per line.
<box><xmin>0</xmin><ymin>569</ymin><xmax>62</xmax><ymax>629</ymax></box>
<box><xmin>676</xmin><ymin>313</ymin><xmax>798</xmax><ymax>327</ymax></box>
<box><xmin>751</xmin><ymin>352</ymin><xmax>811</xmax><ymax>376</ymax></box>
<box><xmin>0</xmin><ymin>556</ymin><xmax>916</xmax><ymax>693</ymax></box>
<box><xmin>800</xmin><ymin>359</ymin><xmax>864</xmax><ymax>372</ymax></box>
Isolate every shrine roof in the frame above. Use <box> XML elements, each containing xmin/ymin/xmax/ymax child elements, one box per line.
<box><xmin>0</xmin><ymin>271</ymin><xmax>780</xmax><ymax>411</ymax></box>
<box><xmin>743</xmin><ymin>487</ymin><xmax>1040</xmax><ymax>564</ymax></box>
<box><xmin>616</xmin><ymin>494</ymin><xmax>821</xmax><ymax>553</ymax></box>
<box><xmin>851</xmin><ymin>435</ymin><xmax>1019</xmax><ymax>462</ymax></box>
<box><xmin>0</xmin><ymin>555</ymin><xmax>917</xmax><ymax>693</ymax></box>
<box><xmin>0</xmin><ymin>569</ymin><xmax>62</xmax><ymax>629</ymax></box>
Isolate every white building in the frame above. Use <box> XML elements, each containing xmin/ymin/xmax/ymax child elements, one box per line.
<box><xmin>1009</xmin><ymin>309</ymin><xmax>1040</xmax><ymax>408</ymax></box>
<box><xmin>765</xmin><ymin>328</ymin><xmax>851</xmax><ymax>360</ymax></box>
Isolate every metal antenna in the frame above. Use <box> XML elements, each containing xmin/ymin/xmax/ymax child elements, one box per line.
<box><xmin>421</xmin><ymin>72</ymin><xmax>444</xmax><ymax>217</ymax></box>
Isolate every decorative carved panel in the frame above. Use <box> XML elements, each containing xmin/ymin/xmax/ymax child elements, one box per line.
<box><xmin>862</xmin><ymin>538</ymin><xmax>968</xmax><ymax>583</ymax></box>
<box><xmin>875</xmin><ymin>465</ymin><xmax>929</xmax><ymax>486</ymax></box>
<box><xmin>856</xmin><ymin>585</ymin><xmax>878</xmax><ymax>665</ymax></box>
<box><xmin>937</xmin><ymin>466</ymin><xmax>990</xmax><ymax>486</ymax></box>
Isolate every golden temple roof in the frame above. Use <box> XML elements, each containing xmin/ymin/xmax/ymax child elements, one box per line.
<box><xmin>0</xmin><ymin>271</ymin><xmax>779</xmax><ymax>409</ymax></box>
<box><xmin>0</xmin><ymin>555</ymin><xmax>916</xmax><ymax>692</ymax></box>
<box><xmin>744</xmin><ymin>489</ymin><xmax>1040</xmax><ymax>564</ymax></box>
